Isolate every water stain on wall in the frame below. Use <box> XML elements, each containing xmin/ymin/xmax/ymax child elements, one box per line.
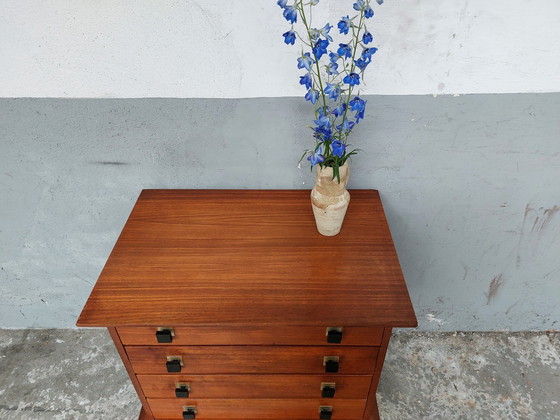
<box><xmin>516</xmin><ymin>204</ymin><xmax>560</xmax><ymax>267</ymax></box>
<box><xmin>531</xmin><ymin>205</ymin><xmax>560</xmax><ymax>245</ymax></box>
<box><xmin>486</xmin><ymin>274</ymin><xmax>504</xmax><ymax>305</ymax></box>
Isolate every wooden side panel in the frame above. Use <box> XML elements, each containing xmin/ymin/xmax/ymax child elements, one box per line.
<box><xmin>126</xmin><ymin>345</ymin><xmax>378</xmax><ymax>375</ymax></box>
<box><xmin>137</xmin><ymin>374</ymin><xmax>372</xmax><ymax>399</ymax></box>
<box><xmin>362</xmin><ymin>327</ymin><xmax>393</xmax><ymax>420</ymax></box>
<box><xmin>148</xmin><ymin>398</ymin><xmax>366</xmax><ymax>419</ymax></box>
<box><xmin>117</xmin><ymin>326</ymin><xmax>384</xmax><ymax>347</ymax></box>
<box><xmin>107</xmin><ymin>328</ymin><xmax>154</xmax><ymax>419</ymax></box>
<box><xmin>138</xmin><ymin>407</ymin><xmax>151</xmax><ymax>420</ymax></box>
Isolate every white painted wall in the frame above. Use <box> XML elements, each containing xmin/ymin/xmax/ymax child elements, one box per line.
<box><xmin>1</xmin><ymin>0</ymin><xmax>559</xmax><ymax>98</ymax></box>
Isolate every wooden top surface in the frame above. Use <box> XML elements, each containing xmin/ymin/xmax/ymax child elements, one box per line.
<box><xmin>77</xmin><ymin>189</ymin><xmax>417</xmax><ymax>327</ymax></box>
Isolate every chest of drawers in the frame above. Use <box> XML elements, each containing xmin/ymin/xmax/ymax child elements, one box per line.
<box><xmin>77</xmin><ymin>189</ymin><xmax>417</xmax><ymax>419</ymax></box>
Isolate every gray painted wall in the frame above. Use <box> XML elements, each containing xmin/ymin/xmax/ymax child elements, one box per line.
<box><xmin>1</xmin><ymin>94</ymin><xmax>559</xmax><ymax>330</ymax></box>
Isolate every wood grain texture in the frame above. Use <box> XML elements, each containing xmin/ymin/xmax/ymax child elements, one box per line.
<box><xmin>138</xmin><ymin>407</ymin><xmax>152</xmax><ymax>420</ymax></box>
<box><xmin>126</xmin><ymin>345</ymin><xmax>378</xmax><ymax>375</ymax></box>
<box><xmin>107</xmin><ymin>328</ymin><xmax>154</xmax><ymax>419</ymax></box>
<box><xmin>147</xmin><ymin>398</ymin><xmax>366</xmax><ymax>419</ymax></box>
<box><xmin>362</xmin><ymin>328</ymin><xmax>393</xmax><ymax>420</ymax></box>
<box><xmin>137</xmin><ymin>374</ymin><xmax>372</xmax><ymax>399</ymax></box>
<box><xmin>117</xmin><ymin>326</ymin><xmax>384</xmax><ymax>346</ymax></box>
<box><xmin>77</xmin><ymin>190</ymin><xmax>417</xmax><ymax>328</ymax></box>
<box><xmin>366</xmin><ymin>398</ymin><xmax>380</xmax><ymax>420</ymax></box>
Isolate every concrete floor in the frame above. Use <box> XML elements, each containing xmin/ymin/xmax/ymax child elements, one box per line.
<box><xmin>0</xmin><ymin>330</ymin><xmax>558</xmax><ymax>420</ymax></box>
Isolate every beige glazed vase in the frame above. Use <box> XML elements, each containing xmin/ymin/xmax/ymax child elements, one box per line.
<box><xmin>311</xmin><ymin>163</ymin><xmax>351</xmax><ymax>236</ymax></box>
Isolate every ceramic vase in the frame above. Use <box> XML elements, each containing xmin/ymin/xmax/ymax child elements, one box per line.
<box><xmin>311</xmin><ymin>163</ymin><xmax>350</xmax><ymax>236</ymax></box>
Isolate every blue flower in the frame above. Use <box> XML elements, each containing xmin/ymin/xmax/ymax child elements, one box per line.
<box><xmin>297</xmin><ymin>53</ymin><xmax>314</xmax><ymax>71</ymax></box>
<box><xmin>349</xmin><ymin>96</ymin><xmax>365</xmax><ymax>112</ymax></box>
<box><xmin>355</xmin><ymin>107</ymin><xmax>366</xmax><ymax>123</ymax></box>
<box><xmin>320</xmin><ymin>23</ymin><xmax>333</xmax><ymax>42</ymax></box>
<box><xmin>353</xmin><ymin>0</ymin><xmax>375</xmax><ymax>18</ymax></box>
<box><xmin>300</xmin><ymin>73</ymin><xmax>312</xmax><ymax>90</ymax></box>
<box><xmin>349</xmin><ymin>96</ymin><xmax>367</xmax><ymax>123</ymax></box>
<box><xmin>349</xmin><ymin>97</ymin><xmax>367</xmax><ymax>123</ymax></box>
<box><xmin>317</xmin><ymin>106</ymin><xmax>331</xmax><ymax>118</ymax></box>
<box><xmin>331</xmin><ymin>141</ymin><xmax>347</xmax><ymax>157</ymax></box>
<box><xmin>277</xmin><ymin>0</ymin><xmax>288</xmax><ymax>8</ymax></box>
<box><xmin>312</xmin><ymin>39</ymin><xmax>329</xmax><ymax>60</ymax></box>
<box><xmin>313</xmin><ymin>116</ymin><xmax>332</xmax><ymax>141</ymax></box>
<box><xmin>305</xmin><ymin>89</ymin><xmax>319</xmax><ymax>104</ymax></box>
<box><xmin>308</xmin><ymin>29</ymin><xmax>321</xmax><ymax>42</ymax></box>
<box><xmin>337</xmin><ymin>119</ymin><xmax>355</xmax><ymax>132</ymax></box>
<box><xmin>362</xmin><ymin>47</ymin><xmax>378</xmax><ymax>59</ymax></box>
<box><xmin>329</xmin><ymin>52</ymin><xmax>340</xmax><ymax>63</ymax></box>
<box><xmin>309</xmin><ymin>24</ymin><xmax>332</xmax><ymax>43</ymax></box>
<box><xmin>362</xmin><ymin>31</ymin><xmax>373</xmax><ymax>44</ymax></box>
<box><xmin>307</xmin><ymin>146</ymin><xmax>325</xmax><ymax>166</ymax></box>
<box><xmin>315</xmin><ymin>127</ymin><xmax>332</xmax><ymax>141</ymax></box>
<box><xmin>283</xmin><ymin>6</ymin><xmax>297</xmax><ymax>23</ymax></box>
<box><xmin>354</xmin><ymin>57</ymin><xmax>370</xmax><ymax>71</ymax></box>
<box><xmin>324</xmin><ymin>83</ymin><xmax>341</xmax><ymax>100</ymax></box>
<box><xmin>376</xmin><ymin>0</ymin><xmax>384</xmax><ymax>4</ymax></box>
<box><xmin>283</xmin><ymin>31</ymin><xmax>296</xmax><ymax>45</ymax></box>
<box><xmin>314</xmin><ymin>116</ymin><xmax>331</xmax><ymax>129</ymax></box>
<box><xmin>338</xmin><ymin>16</ymin><xmax>351</xmax><ymax>34</ymax></box>
<box><xmin>326</xmin><ymin>62</ymin><xmax>339</xmax><ymax>75</ymax></box>
<box><xmin>332</xmin><ymin>103</ymin><xmax>347</xmax><ymax>117</ymax></box>
<box><xmin>337</xmin><ymin>43</ymin><xmax>352</xmax><ymax>59</ymax></box>
<box><xmin>343</xmin><ymin>72</ymin><xmax>360</xmax><ymax>86</ymax></box>
<box><xmin>353</xmin><ymin>0</ymin><xmax>365</xmax><ymax>11</ymax></box>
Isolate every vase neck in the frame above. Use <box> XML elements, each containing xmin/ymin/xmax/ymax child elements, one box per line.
<box><xmin>314</xmin><ymin>163</ymin><xmax>350</xmax><ymax>195</ymax></box>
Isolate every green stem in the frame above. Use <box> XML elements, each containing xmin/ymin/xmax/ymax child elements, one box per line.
<box><xmin>340</xmin><ymin>11</ymin><xmax>365</xmax><ymax>143</ymax></box>
<box><xmin>297</xmin><ymin>0</ymin><xmax>328</xmax><ymax>117</ymax></box>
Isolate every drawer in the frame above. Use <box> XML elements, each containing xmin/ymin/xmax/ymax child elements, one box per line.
<box><xmin>137</xmin><ymin>374</ymin><xmax>372</xmax><ymax>399</ymax></box>
<box><xmin>117</xmin><ymin>326</ymin><xmax>383</xmax><ymax>346</ymax></box>
<box><xmin>147</xmin><ymin>398</ymin><xmax>367</xmax><ymax>419</ymax></box>
<box><xmin>126</xmin><ymin>346</ymin><xmax>378</xmax><ymax>375</ymax></box>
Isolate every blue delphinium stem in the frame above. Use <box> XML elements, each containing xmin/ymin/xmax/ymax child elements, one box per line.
<box><xmin>341</xmin><ymin>10</ymin><xmax>365</xmax><ymax>142</ymax></box>
<box><xmin>276</xmin><ymin>0</ymin><xmax>382</xmax><ymax>178</ymax></box>
<box><xmin>296</xmin><ymin>0</ymin><xmax>328</xmax><ymax>120</ymax></box>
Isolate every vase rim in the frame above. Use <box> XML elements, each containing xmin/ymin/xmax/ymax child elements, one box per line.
<box><xmin>317</xmin><ymin>162</ymin><xmax>349</xmax><ymax>173</ymax></box>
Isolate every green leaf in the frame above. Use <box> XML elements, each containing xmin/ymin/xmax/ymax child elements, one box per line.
<box><xmin>333</xmin><ymin>163</ymin><xmax>341</xmax><ymax>183</ymax></box>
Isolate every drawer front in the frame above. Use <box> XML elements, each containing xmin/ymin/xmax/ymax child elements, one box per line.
<box><xmin>137</xmin><ymin>374</ymin><xmax>372</xmax><ymax>399</ymax></box>
<box><xmin>126</xmin><ymin>346</ymin><xmax>378</xmax><ymax>375</ymax></box>
<box><xmin>117</xmin><ymin>326</ymin><xmax>383</xmax><ymax>346</ymax></box>
<box><xmin>147</xmin><ymin>398</ymin><xmax>366</xmax><ymax>419</ymax></box>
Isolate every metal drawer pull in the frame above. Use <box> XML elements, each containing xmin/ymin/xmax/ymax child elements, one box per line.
<box><xmin>156</xmin><ymin>327</ymin><xmax>174</xmax><ymax>343</ymax></box>
<box><xmin>166</xmin><ymin>356</ymin><xmax>183</xmax><ymax>373</ymax></box>
<box><xmin>319</xmin><ymin>406</ymin><xmax>333</xmax><ymax>419</ymax></box>
<box><xmin>323</xmin><ymin>356</ymin><xmax>339</xmax><ymax>373</ymax></box>
<box><xmin>321</xmin><ymin>382</ymin><xmax>336</xmax><ymax>398</ymax></box>
<box><xmin>175</xmin><ymin>383</ymin><xmax>190</xmax><ymax>398</ymax></box>
<box><xmin>326</xmin><ymin>327</ymin><xmax>343</xmax><ymax>343</ymax></box>
<box><xmin>182</xmin><ymin>406</ymin><xmax>197</xmax><ymax>419</ymax></box>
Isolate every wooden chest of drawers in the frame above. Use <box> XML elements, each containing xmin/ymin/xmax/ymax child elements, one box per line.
<box><xmin>77</xmin><ymin>189</ymin><xmax>417</xmax><ymax>419</ymax></box>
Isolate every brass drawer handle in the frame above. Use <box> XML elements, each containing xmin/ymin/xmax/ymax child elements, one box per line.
<box><xmin>166</xmin><ymin>356</ymin><xmax>183</xmax><ymax>373</ymax></box>
<box><xmin>323</xmin><ymin>356</ymin><xmax>339</xmax><ymax>373</ymax></box>
<box><xmin>321</xmin><ymin>382</ymin><xmax>336</xmax><ymax>398</ymax></box>
<box><xmin>182</xmin><ymin>406</ymin><xmax>197</xmax><ymax>419</ymax></box>
<box><xmin>156</xmin><ymin>327</ymin><xmax>175</xmax><ymax>343</ymax></box>
<box><xmin>319</xmin><ymin>406</ymin><xmax>333</xmax><ymax>419</ymax></box>
<box><xmin>326</xmin><ymin>327</ymin><xmax>343</xmax><ymax>344</ymax></box>
<box><xmin>175</xmin><ymin>383</ymin><xmax>190</xmax><ymax>398</ymax></box>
